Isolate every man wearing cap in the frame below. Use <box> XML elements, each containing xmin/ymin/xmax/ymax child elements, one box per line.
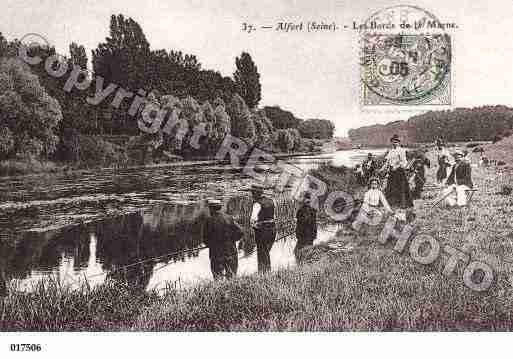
<box><xmin>381</xmin><ymin>134</ymin><xmax>413</xmax><ymax>209</ymax></box>
<box><xmin>250</xmin><ymin>184</ymin><xmax>276</xmax><ymax>273</ymax></box>
<box><xmin>443</xmin><ymin>150</ymin><xmax>473</xmax><ymax>207</ymax></box>
<box><xmin>203</xmin><ymin>199</ymin><xmax>243</xmax><ymax>280</ymax></box>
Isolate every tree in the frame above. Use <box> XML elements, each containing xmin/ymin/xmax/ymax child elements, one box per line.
<box><xmin>227</xmin><ymin>94</ymin><xmax>255</xmax><ymax>143</ymax></box>
<box><xmin>0</xmin><ymin>58</ymin><xmax>62</xmax><ymax>158</ymax></box>
<box><xmin>233</xmin><ymin>52</ymin><xmax>261</xmax><ymax>108</ymax></box>
<box><xmin>69</xmin><ymin>42</ymin><xmax>88</xmax><ymax>68</ymax></box>
<box><xmin>263</xmin><ymin>105</ymin><xmax>302</xmax><ymax>129</ymax></box>
<box><xmin>252</xmin><ymin>110</ymin><xmax>274</xmax><ymax>151</ymax></box>
<box><xmin>92</xmin><ymin>14</ymin><xmax>151</xmax><ymax>90</ymax></box>
<box><xmin>298</xmin><ymin>119</ymin><xmax>335</xmax><ymax>139</ymax></box>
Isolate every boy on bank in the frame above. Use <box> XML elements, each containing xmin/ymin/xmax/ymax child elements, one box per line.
<box><xmin>295</xmin><ymin>192</ymin><xmax>317</xmax><ymax>252</ymax></box>
<box><xmin>352</xmin><ymin>177</ymin><xmax>393</xmax><ymax>232</ymax></box>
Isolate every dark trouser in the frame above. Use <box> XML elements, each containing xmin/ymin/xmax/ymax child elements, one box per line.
<box><xmin>254</xmin><ymin>225</ymin><xmax>276</xmax><ymax>273</ymax></box>
<box><xmin>210</xmin><ymin>255</ymin><xmax>238</xmax><ymax>280</ymax></box>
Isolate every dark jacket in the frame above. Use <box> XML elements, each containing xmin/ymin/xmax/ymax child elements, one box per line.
<box><xmin>446</xmin><ymin>161</ymin><xmax>473</xmax><ymax>188</ymax></box>
<box><xmin>296</xmin><ymin>204</ymin><xmax>317</xmax><ymax>246</ymax></box>
<box><xmin>204</xmin><ymin>212</ymin><xmax>243</xmax><ymax>259</ymax></box>
<box><xmin>362</xmin><ymin>159</ymin><xmax>378</xmax><ymax>180</ymax></box>
<box><xmin>257</xmin><ymin>196</ymin><xmax>275</xmax><ymax>223</ymax></box>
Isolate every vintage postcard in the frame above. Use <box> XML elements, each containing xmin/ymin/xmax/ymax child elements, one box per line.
<box><xmin>0</xmin><ymin>0</ymin><xmax>512</xmax><ymax>356</ymax></box>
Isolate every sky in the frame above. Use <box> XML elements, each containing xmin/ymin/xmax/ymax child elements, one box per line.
<box><xmin>2</xmin><ymin>0</ymin><xmax>513</xmax><ymax>136</ymax></box>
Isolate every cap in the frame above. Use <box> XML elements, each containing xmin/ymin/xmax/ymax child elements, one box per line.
<box><xmin>390</xmin><ymin>134</ymin><xmax>401</xmax><ymax>143</ymax></box>
<box><xmin>207</xmin><ymin>199</ymin><xmax>222</xmax><ymax>209</ymax></box>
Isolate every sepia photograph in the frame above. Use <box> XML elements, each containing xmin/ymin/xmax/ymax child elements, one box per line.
<box><xmin>1</xmin><ymin>0</ymin><xmax>513</xmax><ymax>356</ymax></box>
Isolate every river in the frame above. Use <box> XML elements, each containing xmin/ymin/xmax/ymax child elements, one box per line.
<box><xmin>0</xmin><ymin>148</ymin><xmax>387</xmax><ymax>292</ymax></box>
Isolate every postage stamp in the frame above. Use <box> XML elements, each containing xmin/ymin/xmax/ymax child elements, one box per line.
<box><xmin>359</xmin><ymin>5</ymin><xmax>452</xmax><ymax>106</ymax></box>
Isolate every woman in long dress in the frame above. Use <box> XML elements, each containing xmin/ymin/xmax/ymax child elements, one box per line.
<box><xmin>382</xmin><ymin>134</ymin><xmax>413</xmax><ymax>209</ymax></box>
<box><xmin>435</xmin><ymin>139</ymin><xmax>452</xmax><ymax>185</ymax></box>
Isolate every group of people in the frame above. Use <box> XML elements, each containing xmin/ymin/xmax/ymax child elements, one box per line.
<box><xmin>202</xmin><ymin>184</ymin><xmax>318</xmax><ymax>280</ymax></box>
<box><xmin>202</xmin><ymin>134</ymin><xmax>474</xmax><ymax>280</ymax></box>
<box><xmin>351</xmin><ymin>134</ymin><xmax>474</xmax><ymax>233</ymax></box>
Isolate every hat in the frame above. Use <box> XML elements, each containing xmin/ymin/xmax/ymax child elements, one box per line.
<box><xmin>390</xmin><ymin>134</ymin><xmax>401</xmax><ymax>143</ymax></box>
<box><xmin>368</xmin><ymin>176</ymin><xmax>380</xmax><ymax>185</ymax></box>
<box><xmin>452</xmin><ymin>149</ymin><xmax>464</xmax><ymax>157</ymax></box>
<box><xmin>207</xmin><ymin>199</ymin><xmax>222</xmax><ymax>209</ymax></box>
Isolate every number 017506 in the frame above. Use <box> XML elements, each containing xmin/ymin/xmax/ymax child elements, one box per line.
<box><xmin>10</xmin><ymin>344</ymin><xmax>42</xmax><ymax>352</ymax></box>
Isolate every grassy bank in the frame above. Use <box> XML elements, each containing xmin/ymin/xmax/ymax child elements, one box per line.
<box><xmin>2</xmin><ymin>150</ymin><xmax>513</xmax><ymax>331</ymax></box>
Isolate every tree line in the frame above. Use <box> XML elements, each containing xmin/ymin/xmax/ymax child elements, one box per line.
<box><xmin>348</xmin><ymin>105</ymin><xmax>513</xmax><ymax>146</ymax></box>
<box><xmin>0</xmin><ymin>14</ymin><xmax>334</xmax><ymax>165</ymax></box>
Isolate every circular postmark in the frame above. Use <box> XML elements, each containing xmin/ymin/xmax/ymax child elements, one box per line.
<box><xmin>360</xmin><ymin>5</ymin><xmax>451</xmax><ymax>105</ymax></box>
<box><xmin>19</xmin><ymin>33</ymin><xmax>50</xmax><ymax>51</ymax></box>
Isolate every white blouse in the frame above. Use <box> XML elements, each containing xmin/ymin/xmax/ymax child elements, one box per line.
<box><xmin>362</xmin><ymin>189</ymin><xmax>392</xmax><ymax>213</ymax></box>
<box><xmin>385</xmin><ymin>147</ymin><xmax>407</xmax><ymax>170</ymax></box>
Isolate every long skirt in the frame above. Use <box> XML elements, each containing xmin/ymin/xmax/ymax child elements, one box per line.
<box><xmin>436</xmin><ymin>165</ymin><xmax>449</xmax><ymax>183</ymax></box>
<box><xmin>385</xmin><ymin>168</ymin><xmax>413</xmax><ymax>209</ymax></box>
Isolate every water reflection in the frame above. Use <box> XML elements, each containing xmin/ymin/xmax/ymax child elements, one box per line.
<box><xmin>1</xmin><ymin>198</ymin><xmax>338</xmax><ymax>292</ymax></box>
<box><xmin>0</xmin><ymin>151</ymin><xmax>379</xmax><ymax>292</ymax></box>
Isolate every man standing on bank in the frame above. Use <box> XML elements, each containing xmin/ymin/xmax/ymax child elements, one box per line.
<box><xmin>295</xmin><ymin>192</ymin><xmax>317</xmax><ymax>253</ymax></box>
<box><xmin>443</xmin><ymin>149</ymin><xmax>474</xmax><ymax>207</ymax></box>
<box><xmin>203</xmin><ymin>199</ymin><xmax>243</xmax><ymax>280</ymax></box>
<box><xmin>250</xmin><ymin>184</ymin><xmax>276</xmax><ymax>273</ymax></box>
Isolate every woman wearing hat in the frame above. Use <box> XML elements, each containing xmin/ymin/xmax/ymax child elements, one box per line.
<box><xmin>381</xmin><ymin>134</ymin><xmax>413</xmax><ymax>209</ymax></box>
<box><xmin>435</xmin><ymin>138</ymin><xmax>452</xmax><ymax>185</ymax></box>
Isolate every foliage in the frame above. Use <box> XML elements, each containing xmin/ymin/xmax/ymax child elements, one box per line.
<box><xmin>349</xmin><ymin>106</ymin><xmax>513</xmax><ymax>145</ymax></box>
<box><xmin>226</xmin><ymin>93</ymin><xmax>255</xmax><ymax>143</ymax></box>
<box><xmin>78</xmin><ymin>135</ymin><xmax>127</xmax><ymax>167</ymax></box>
<box><xmin>263</xmin><ymin>105</ymin><xmax>302</xmax><ymax>129</ymax></box>
<box><xmin>0</xmin><ymin>58</ymin><xmax>62</xmax><ymax>158</ymax></box>
<box><xmin>299</xmin><ymin>118</ymin><xmax>335</xmax><ymax>139</ymax></box>
<box><xmin>234</xmin><ymin>52</ymin><xmax>261</xmax><ymax>108</ymax></box>
<box><xmin>252</xmin><ymin>109</ymin><xmax>274</xmax><ymax>151</ymax></box>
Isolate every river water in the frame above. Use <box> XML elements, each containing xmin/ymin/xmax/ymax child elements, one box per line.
<box><xmin>0</xmin><ymin>148</ymin><xmax>386</xmax><ymax>292</ymax></box>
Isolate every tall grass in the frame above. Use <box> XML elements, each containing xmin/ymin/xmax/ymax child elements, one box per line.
<box><xmin>134</xmin><ymin>243</ymin><xmax>513</xmax><ymax>331</ymax></box>
<box><xmin>0</xmin><ymin>279</ymin><xmax>159</xmax><ymax>331</ymax></box>
<box><xmin>3</xmin><ymin>151</ymin><xmax>513</xmax><ymax>331</ymax></box>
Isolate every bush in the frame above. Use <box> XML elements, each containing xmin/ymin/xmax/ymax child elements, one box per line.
<box><xmin>0</xmin><ymin>58</ymin><xmax>62</xmax><ymax>158</ymax></box>
<box><xmin>79</xmin><ymin>135</ymin><xmax>127</xmax><ymax>167</ymax></box>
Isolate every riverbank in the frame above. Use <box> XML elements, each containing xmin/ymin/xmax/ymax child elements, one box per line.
<box><xmin>2</xmin><ymin>150</ymin><xmax>513</xmax><ymax>331</ymax></box>
<box><xmin>0</xmin><ymin>149</ymin><xmax>326</xmax><ymax>179</ymax></box>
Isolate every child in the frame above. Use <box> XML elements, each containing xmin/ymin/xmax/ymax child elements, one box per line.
<box><xmin>352</xmin><ymin>177</ymin><xmax>393</xmax><ymax>232</ymax></box>
<box><xmin>295</xmin><ymin>192</ymin><xmax>317</xmax><ymax>252</ymax></box>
